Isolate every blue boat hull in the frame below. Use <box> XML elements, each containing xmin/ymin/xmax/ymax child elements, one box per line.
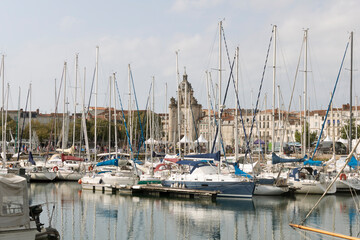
<box><xmin>162</xmin><ymin>180</ymin><xmax>255</xmax><ymax>198</ymax></box>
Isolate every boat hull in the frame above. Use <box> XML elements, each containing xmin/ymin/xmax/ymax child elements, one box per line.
<box><xmin>0</xmin><ymin>228</ymin><xmax>37</xmax><ymax>240</ymax></box>
<box><xmin>162</xmin><ymin>180</ymin><xmax>255</xmax><ymax>198</ymax></box>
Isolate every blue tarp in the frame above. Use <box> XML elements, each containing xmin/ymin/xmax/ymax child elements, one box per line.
<box><xmin>272</xmin><ymin>152</ymin><xmax>306</xmax><ymax>164</ymax></box>
<box><xmin>184</xmin><ymin>151</ymin><xmax>220</xmax><ymax>161</ymax></box>
<box><xmin>348</xmin><ymin>156</ymin><xmax>360</xmax><ymax>169</ymax></box>
<box><xmin>96</xmin><ymin>159</ymin><xmax>118</xmax><ymax>167</ymax></box>
<box><xmin>303</xmin><ymin>159</ymin><xmax>323</xmax><ymax>166</ymax></box>
<box><xmin>234</xmin><ymin>163</ymin><xmax>253</xmax><ymax>179</ymax></box>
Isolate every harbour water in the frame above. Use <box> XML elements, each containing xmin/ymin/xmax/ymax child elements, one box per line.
<box><xmin>29</xmin><ymin>182</ymin><xmax>360</xmax><ymax>240</ymax></box>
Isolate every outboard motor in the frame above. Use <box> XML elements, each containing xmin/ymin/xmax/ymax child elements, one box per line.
<box><xmin>29</xmin><ymin>204</ymin><xmax>44</xmax><ymax>232</ymax></box>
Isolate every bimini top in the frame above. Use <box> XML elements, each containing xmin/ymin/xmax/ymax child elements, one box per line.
<box><xmin>0</xmin><ymin>174</ymin><xmax>30</xmax><ymax>230</ymax></box>
<box><xmin>175</xmin><ymin>160</ymin><xmax>216</xmax><ymax>174</ymax></box>
<box><xmin>184</xmin><ymin>151</ymin><xmax>220</xmax><ymax>162</ymax></box>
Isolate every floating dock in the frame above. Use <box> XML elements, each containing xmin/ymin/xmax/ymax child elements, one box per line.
<box><xmin>82</xmin><ymin>183</ymin><xmax>218</xmax><ymax>201</ymax></box>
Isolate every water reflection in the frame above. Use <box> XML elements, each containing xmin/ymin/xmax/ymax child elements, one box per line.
<box><xmin>29</xmin><ymin>182</ymin><xmax>360</xmax><ymax>240</ymax></box>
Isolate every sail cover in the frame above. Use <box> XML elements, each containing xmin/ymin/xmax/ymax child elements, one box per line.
<box><xmin>272</xmin><ymin>152</ymin><xmax>306</xmax><ymax>164</ymax></box>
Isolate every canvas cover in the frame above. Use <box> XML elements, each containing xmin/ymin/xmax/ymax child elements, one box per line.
<box><xmin>0</xmin><ymin>174</ymin><xmax>30</xmax><ymax>229</ymax></box>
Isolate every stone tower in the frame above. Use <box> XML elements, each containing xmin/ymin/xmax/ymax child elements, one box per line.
<box><xmin>169</xmin><ymin>71</ymin><xmax>202</xmax><ymax>143</ymax></box>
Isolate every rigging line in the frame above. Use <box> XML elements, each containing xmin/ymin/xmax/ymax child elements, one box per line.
<box><xmin>277</xmin><ymin>30</ymin><xmax>293</xmax><ymax>94</ymax></box>
<box><xmin>129</xmin><ymin>68</ymin><xmax>145</xmax><ymax>158</ymax></box>
<box><xmin>210</xmin><ymin>53</ymin><xmax>236</xmax><ymax>153</ymax></box>
<box><xmin>308</xmin><ymin>38</ymin><xmax>319</xmax><ymax>109</ymax></box>
<box><xmin>86</xmin><ymin>66</ymin><xmax>97</xmax><ymax>118</ymax></box>
<box><xmin>220</xmin><ymin>26</ymin><xmax>250</xmax><ymax>151</ymax></box>
<box><xmin>223</xmin><ymin>26</ymin><xmax>273</xmax><ymax>160</ymax></box>
<box><xmin>136</xmin><ymin>82</ymin><xmax>152</xmax><ymax>157</ymax></box>
<box><xmin>115</xmin><ymin>80</ymin><xmax>139</xmax><ymax>175</ymax></box>
<box><xmin>280</xmin><ymin>35</ymin><xmax>304</xmax><ymax>145</ymax></box>
<box><xmin>16</xmin><ymin>87</ymin><xmax>30</xmax><ymax>161</ymax></box>
<box><xmin>312</xmin><ymin>39</ymin><xmax>350</xmax><ymax>159</ymax></box>
<box><xmin>45</xmin><ymin>66</ymin><xmax>65</xmax><ymax>159</ymax></box>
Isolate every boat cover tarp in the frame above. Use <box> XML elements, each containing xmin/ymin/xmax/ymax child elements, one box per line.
<box><xmin>96</xmin><ymin>159</ymin><xmax>118</xmax><ymax>167</ymax></box>
<box><xmin>303</xmin><ymin>159</ymin><xmax>323</xmax><ymax>166</ymax></box>
<box><xmin>234</xmin><ymin>163</ymin><xmax>253</xmax><ymax>179</ymax></box>
<box><xmin>348</xmin><ymin>156</ymin><xmax>360</xmax><ymax>169</ymax></box>
<box><xmin>61</xmin><ymin>154</ymin><xmax>84</xmax><ymax>162</ymax></box>
<box><xmin>28</xmin><ymin>151</ymin><xmax>36</xmax><ymax>165</ymax></box>
<box><xmin>272</xmin><ymin>152</ymin><xmax>306</xmax><ymax>164</ymax></box>
<box><xmin>184</xmin><ymin>151</ymin><xmax>220</xmax><ymax>161</ymax></box>
<box><xmin>0</xmin><ymin>174</ymin><xmax>30</xmax><ymax>229</ymax></box>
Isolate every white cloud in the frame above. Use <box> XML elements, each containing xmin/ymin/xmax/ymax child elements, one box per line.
<box><xmin>59</xmin><ymin>16</ymin><xmax>82</xmax><ymax>32</ymax></box>
<box><xmin>170</xmin><ymin>0</ymin><xmax>224</xmax><ymax>12</ymax></box>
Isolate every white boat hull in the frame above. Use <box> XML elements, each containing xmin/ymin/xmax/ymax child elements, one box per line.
<box><xmin>289</xmin><ymin>180</ymin><xmax>336</xmax><ymax>194</ymax></box>
<box><xmin>254</xmin><ymin>184</ymin><xmax>288</xmax><ymax>195</ymax></box>
<box><xmin>0</xmin><ymin>228</ymin><xmax>37</xmax><ymax>240</ymax></box>
<box><xmin>30</xmin><ymin>172</ymin><xmax>56</xmax><ymax>181</ymax></box>
<box><xmin>56</xmin><ymin>171</ymin><xmax>84</xmax><ymax>181</ymax></box>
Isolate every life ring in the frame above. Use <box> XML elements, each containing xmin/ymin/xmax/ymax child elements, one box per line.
<box><xmin>53</xmin><ymin>166</ymin><xmax>59</xmax><ymax>172</ymax></box>
<box><xmin>340</xmin><ymin>173</ymin><xmax>347</xmax><ymax>181</ymax></box>
<box><xmin>88</xmin><ymin>165</ymin><xmax>93</xmax><ymax>171</ymax></box>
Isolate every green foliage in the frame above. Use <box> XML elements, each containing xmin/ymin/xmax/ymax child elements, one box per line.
<box><xmin>294</xmin><ymin>122</ymin><xmax>317</xmax><ymax>144</ymax></box>
<box><xmin>340</xmin><ymin>118</ymin><xmax>360</xmax><ymax>139</ymax></box>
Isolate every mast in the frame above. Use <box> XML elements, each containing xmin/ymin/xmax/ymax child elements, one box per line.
<box><xmin>278</xmin><ymin>85</ymin><xmax>281</xmax><ymax>152</ymax></box>
<box><xmin>82</xmin><ymin>67</ymin><xmax>90</xmax><ymax>160</ymax></box>
<box><xmin>165</xmin><ymin>82</ymin><xmax>168</xmax><ymax>154</ymax></box>
<box><xmin>62</xmin><ymin>62</ymin><xmax>67</xmax><ymax>153</ymax></box>
<box><xmin>151</xmin><ymin>76</ymin><xmax>155</xmax><ymax>175</ymax></box>
<box><xmin>113</xmin><ymin>73</ymin><xmax>118</xmax><ymax>158</ymax></box>
<box><xmin>29</xmin><ymin>83</ymin><xmax>32</xmax><ymax>152</ymax></box>
<box><xmin>4</xmin><ymin>84</ymin><xmax>9</xmax><ymax>156</ymax></box>
<box><xmin>349</xmin><ymin>31</ymin><xmax>353</xmax><ymax>153</ymax></box>
<box><xmin>108</xmin><ymin>76</ymin><xmax>111</xmax><ymax>156</ymax></box>
<box><xmin>218</xmin><ymin>20</ymin><xmax>222</xmax><ymax>155</ymax></box>
<box><xmin>128</xmin><ymin>64</ymin><xmax>133</xmax><ymax>160</ymax></box>
<box><xmin>299</xmin><ymin>95</ymin><xmax>302</xmax><ymax>150</ymax></box>
<box><xmin>303</xmin><ymin>29</ymin><xmax>308</xmax><ymax>156</ymax></box>
<box><xmin>331</xmin><ymin>92</ymin><xmax>335</xmax><ymax>164</ymax></box>
<box><xmin>206</xmin><ymin>71</ymin><xmax>211</xmax><ymax>152</ymax></box>
<box><xmin>176</xmin><ymin>51</ymin><xmax>181</xmax><ymax>156</ymax></box>
<box><xmin>16</xmin><ymin>87</ymin><xmax>20</xmax><ymax>153</ymax></box>
<box><xmin>1</xmin><ymin>55</ymin><xmax>4</xmax><ymax>159</ymax></box>
<box><xmin>184</xmin><ymin>69</ymin><xmax>188</xmax><ymax>155</ymax></box>
<box><xmin>94</xmin><ymin>46</ymin><xmax>99</xmax><ymax>161</ymax></box>
<box><xmin>73</xmin><ymin>53</ymin><xmax>78</xmax><ymax>148</ymax></box>
<box><xmin>271</xmin><ymin>25</ymin><xmax>277</xmax><ymax>153</ymax></box>
<box><xmin>235</xmin><ymin>47</ymin><xmax>239</xmax><ymax>161</ymax></box>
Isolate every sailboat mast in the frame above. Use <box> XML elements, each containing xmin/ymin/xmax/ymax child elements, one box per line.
<box><xmin>184</xmin><ymin>70</ymin><xmax>188</xmax><ymax>155</ymax></box>
<box><xmin>62</xmin><ymin>62</ymin><xmax>67</xmax><ymax>153</ymax></box>
<box><xmin>151</xmin><ymin>76</ymin><xmax>155</xmax><ymax>175</ymax></box>
<box><xmin>165</xmin><ymin>82</ymin><xmax>168</xmax><ymax>155</ymax></box>
<box><xmin>349</xmin><ymin>31</ymin><xmax>353</xmax><ymax>152</ymax></box>
<box><xmin>113</xmin><ymin>73</ymin><xmax>118</xmax><ymax>158</ymax></box>
<box><xmin>95</xmin><ymin>46</ymin><xmax>99</xmax><ymax>161</ymax></box>
<box><xmin>218</xmin><ymin>21</ymin><xmax>222</xmax><ymax>155</ymax></box>
<box><xmin>235</xmin><ymin>47</ymin><xmax>239</xmax><ymax>161</ymax></box>
<box><xmin>278</xmin><ymin>85</ymin><xmax>281</xmax><ymax>152</ymax></box>
<box><xmin>29</xmin><ymin>83</ymin><xmax>32</xmax><ymax>152</ymax></box>
<box><xmin>1</xmin><ymin>55</ymin><xmax>4</xmax><ymax>158</ymax></box>
<box><xmin>176</xmin><ymin>51</ymin><xmax>181</xmax><ymax>156</ymax></box>
<box><xmin>303</xmin><ymin>29</ymin><xmax>308</xmax><ymax>156</ymax></box>
<box><xmin>16</xmin><ymin>87</ymin><xmax>20</xmax><ymax>153</ymax></box>
<box><xmin>271</xmin><ymin>25</ymin><xmax>277</xmax><ymax>153</ymax></box>
<box><xmin>73</xmin><ymin>53</ymin><xmax>78</xmax><ymax>148</ymax></box>
<box><xmin>108</xmin><ymin>76</ymin><xmax>111</xmax><ymax>156</ymax></box>
<box><xmin>128</xmin><ymin>64</ymin><xmax>133</xmax><ymax>160</ymax></box>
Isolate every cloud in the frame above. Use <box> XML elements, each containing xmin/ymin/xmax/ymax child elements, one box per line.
<box><xmin>170</xmin><ymin>0</ymin><xmax>224</xmax><ymax>12</ymax></box>
<box><xmin>59</xmin><ymin>16</ymin><xmax>82</xmax><ymax>32</ymax></box>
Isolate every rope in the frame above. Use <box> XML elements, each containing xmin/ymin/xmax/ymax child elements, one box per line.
<box><xmin>210</xmin><ymin>54</ymin><xmax>236</xmax><ymax>153</ymax></box>
<box><xmin>115</xmin><ymin>81</ymin><xmax>139</xmax><ymax>175</ymax></box>
<box><xmin>312</xmin><ymin>39</ymin><xmax>350</xmax><ymax>159</ymax></box>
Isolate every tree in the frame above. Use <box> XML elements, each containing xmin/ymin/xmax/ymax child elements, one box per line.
<box><xmin>295</xmin><ymin>122</ymin><xmax>317</xmax><ymax>144</ymax></box>
<box><xmin>340</xmin><ymin>119</ymin><xmax>360</xmax><ymax>139</ymax></box>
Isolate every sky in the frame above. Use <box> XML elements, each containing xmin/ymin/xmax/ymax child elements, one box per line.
<box><xmin>0</xmin><ymin>0</ymin><xmax>359</xmax><ymax>114</ymax></box>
